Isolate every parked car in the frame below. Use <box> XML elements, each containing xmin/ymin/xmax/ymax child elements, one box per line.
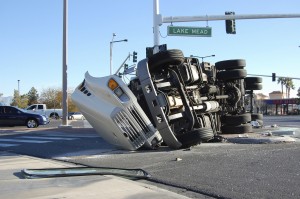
<box><xmin>0</xmin><ymin>106</ymin><xmax>49</xmax><ymax>128</ymax></box>
<box><xmin>68</xmin><ymin>112</ymin><xmax>85</xmax><ymax>120</ymax></box>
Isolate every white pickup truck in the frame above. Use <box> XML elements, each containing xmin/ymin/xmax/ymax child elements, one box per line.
<box><xmin>25</xmin><ymin>104</ymin><xmax>62</xmax><ymax>119</ymax></box>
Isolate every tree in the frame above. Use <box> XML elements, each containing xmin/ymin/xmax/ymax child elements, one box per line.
<box><xmin>39</xmin><ymin>88</ymin><xmax>61</xmax><ymax>109</ymax></box>
<box><xmin>285</xmin><ymin>78</ymin><xmax>295</xmax><ymax>98</ymax></box>
<box><xmin>297</xmin><ymin>87</ymin><xmax>300</xmax><ymax>97</ymax></box>
<box><xmin>10</xmin><ymin>90</ymin><xmax>28</xmax><ymax>108</ymax></box>
<box><xmin>277</xmin><ymin>77</ymin><xmax>286</xmax><ymax>98</ymax></box>
<box><xmin>27</xmin><ymin>87</ymin><xmax>39</xmax><ymax>105</ymax></box>
<box><xmin>39</xmin><ymin>87</ymin><xmax>79</xmax><ymax>112</ymax></box>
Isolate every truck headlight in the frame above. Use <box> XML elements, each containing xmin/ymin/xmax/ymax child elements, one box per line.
<box><xmin>108</xmin><ymin>78</ymin><xmax>129</xmax><ymax>102</ymax></box>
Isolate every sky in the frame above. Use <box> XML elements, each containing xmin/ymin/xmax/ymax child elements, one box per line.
<box><xmin>0</xmin><ymin>0</ymin><xmax>300</xmax><ymax>98</ymax></box>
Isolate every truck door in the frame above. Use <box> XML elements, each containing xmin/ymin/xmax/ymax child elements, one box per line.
<box><xmin>27</xmin><ymin>105</ymin><xmax>37</xmax><ymax>111</ymax></box>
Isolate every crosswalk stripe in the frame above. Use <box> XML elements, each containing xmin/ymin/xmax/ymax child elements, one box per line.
<box><xmin>19</xmin><ymin>136</ymin><xmax>77</xmax><ymax>141</ymax></box>
<box><xmin>42</xmin><ymin>134</ymin><xmax>99</xmax><ymax>138</ymax></box>
<box><xmin>0</xmin><ymin>138</ymin><xmax>51</xmax><ymax>143</ymax></box>
<box><xmin>0</xmin><ymin>143</ymin><xmax>19</xmax><ymax>147</ymax></box>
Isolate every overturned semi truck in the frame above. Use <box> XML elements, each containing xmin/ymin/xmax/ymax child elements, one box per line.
<box><xmin>71</xmin><ymin>49</ymin><xmax>263</xmax><ymax>150</ymax></box>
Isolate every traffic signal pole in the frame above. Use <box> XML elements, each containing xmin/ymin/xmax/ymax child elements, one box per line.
<box><xmin>153</xmin><ymin>0</ymin><xmax>300</xmax><ymax>53</ymax></box>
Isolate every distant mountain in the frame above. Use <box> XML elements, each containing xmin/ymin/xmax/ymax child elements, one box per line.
<box><xmin>0</xmin><ymin>96</ymin><xmax>13</xmax><ymax>105</ymax></box>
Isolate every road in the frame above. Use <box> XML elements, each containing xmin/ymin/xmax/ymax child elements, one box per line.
<box><xmin>0</xmin><ymin>116</ymin><xmax>299</xmax><ymax>199</ymax></box>
<box><xmin>263</xmin><ymin>115</ymin><xmax>300</xmax><ymax>127</ymax></box>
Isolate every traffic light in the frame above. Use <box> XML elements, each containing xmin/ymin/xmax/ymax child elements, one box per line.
<box><xmin>132</xmin><ymin>51</ymin><xmax>137</xmax><ymax>62</ymax></box>
<box><xmin>225</xmin><ymin>12</ymin><xmax>236</xmax><ymax>34</ymax></box>
<box><xmin>272</xmin><ymin>73</ymin><xmax>276</xmax><ymax>82</ymax></box>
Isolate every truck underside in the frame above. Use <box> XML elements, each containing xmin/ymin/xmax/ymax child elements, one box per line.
<box><xmin>72</xmin><ymin>49</ymin><xmax>263</xmax><ymax>150</ymax></box>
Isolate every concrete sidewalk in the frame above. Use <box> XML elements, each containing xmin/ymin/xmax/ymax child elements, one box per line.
<box><xmin>0</xmin><ymin>151</ymin><xmax>191</xmax><ymax>199</ymax></box>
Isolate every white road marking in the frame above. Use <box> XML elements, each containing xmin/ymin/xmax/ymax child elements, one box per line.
<box><xmin>0</xmin><ymin>139</ymin><xmax>51</xmax><ymax>143</ymax></box>
<box><xmin>42</xmin><ymin>134</ymin><xmax>100</xmax><ymax>138</ymax></box>
<box><xmin>19</xmin><ymin>136</ymin><xmax>77</xmax><ymax>141</ymax></box>
<box><xmin>0</xmin><ymin>143</ymin><xmax>19</xmax><ymax>147</ymax></box>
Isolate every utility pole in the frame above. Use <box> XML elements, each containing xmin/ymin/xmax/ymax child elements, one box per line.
<box><xmin>110</xmin><ymin>33</ymin><xmax>128</xmax><ymax>75</ymax></box>
<box><xmin>60</xmin><ymin>0</ymin><xmax>70</xmax><ymax>128</ymax></box>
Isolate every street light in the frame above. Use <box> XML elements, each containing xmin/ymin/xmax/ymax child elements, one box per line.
<box><xmin>190</xmin><ymin>54</ymin><xmax>215</xmax><ymax>63</ymax></box>
<box><xmin>110</xmin><ymin>33</ymin><xmax>128</xmax><ymax>75</ymax></box>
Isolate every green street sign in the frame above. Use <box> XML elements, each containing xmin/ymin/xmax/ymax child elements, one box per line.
<box><xmin>167</xmin><ymin>26</ymin><xmax>212</xmax><ymax>37</ymax></box>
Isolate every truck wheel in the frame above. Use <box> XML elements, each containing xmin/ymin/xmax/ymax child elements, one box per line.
<box><xmin>221</xmin><ymin>123</ymin><xmax>252</xmax><ymax>134</ymax></box>
<box><xmin>27</xmin><ymin>119</ymin><xmax>38</xmax><ymax>128</ymax></box>
<box><xmin>217</xmin><ymin>69</ymin><xmax>247</xmax><ymax>81</ymax></box>
<box><xmin>148</xmin><ymin>49</ymin><xmax>185</xmax><ymax>72</ymax></box>
<box><xmin>245</xmin><ymin>83</ymin><xmax>262</xmax><ymax>90</ymax></box>
<box><xmin>177</xmin><ymin>128</ymin><xmax>214</xmax><ymax>148</ymax></box>
<box><xmin>50</xmin><ymin>113</ymin><xmax>59</xmax><ymax>120</ymax></box>
<box><xmin>245</xmin><ymin>77</ymin><xmax>262</xmax><ymax>84</ymax></box>
<box><xmin>215</xmin><ymin>59</ymin><xmax>246</xmax><ymax>70</ymax></box>
<box><xmin>221</xmin><ymin>113</ymin><xmax>251</xmax><ymax>125</ymax></box>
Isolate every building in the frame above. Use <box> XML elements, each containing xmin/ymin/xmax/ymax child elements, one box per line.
<box><xmin>269</xmin><ymin>91</ymin><xmax>285</xmax><ymax>99</ymax></box>
<box><xmin>263</xmin><ymin>91</ymin><xmax>299</xmax><ymax>115</ymax></box>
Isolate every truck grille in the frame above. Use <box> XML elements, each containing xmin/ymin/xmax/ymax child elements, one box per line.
<box><xmin>127</xmin><ymin>105</ymin><xmax>152</xmax><ymax>137</ymax></box>
<box><xmin>113</xmin><ymin>105</ymin><xmax>153</xmax><ymax>148</ymax></box>
<box><xmin>114</xmin><ymin>110</ymin><xmax>145</xmax><ymax>148</ymax></box>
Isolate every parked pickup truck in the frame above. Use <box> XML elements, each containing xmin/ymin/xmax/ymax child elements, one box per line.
<box><xmin>25</xmin><ymin>104</ymin><xmax>62</xmax><ymax>119</ymax></box>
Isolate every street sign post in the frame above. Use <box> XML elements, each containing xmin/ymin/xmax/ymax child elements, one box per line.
<box><xmin>167</xmin><ymin>26</ymin><xmax>212</xmax><ymax>37</ymax></box>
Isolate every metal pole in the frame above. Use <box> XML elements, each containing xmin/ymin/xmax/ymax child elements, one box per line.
<box><xmin>115</xmin><ymin>53</ymin><xmax>131</xmax><ymax>75</ymax></box>
<box><xmin>153</xmin><ymin>0</ymin><xmax>160</xmax><ymax>53</ymax></box>
<box><xmin>61</xmin><ymin>0</ymin><xmax>68</xmax><ymax>126</ymax></box>
<box><xmin>110</xmin><ymin>33</ymin><xmax>115</xmax><ymax>75</ymax></box>
<box><xmin>162</xmin><ymin>14</ymin><xmax>300</xmax><ymax>23</ymax></box>
<box><xmin>110</xmin><ymin>42</ymin><xmax>113</xmax><ymax>75</ymax></box>
<box><xmin>110</xmin><ymin>36</ymin><xmax>127</xmax><ymax>75</ymax></box>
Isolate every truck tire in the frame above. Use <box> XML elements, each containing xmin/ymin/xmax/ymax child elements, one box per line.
<box><xmin>217</xmin><ymin>69</ymin><xmax>247</xmax><ymax>81</ymax></box>
<box><xmin>177</xmin><ymin>128</ymin><xmax>214</xmax><ymax>148</ymax></box>
<box><xmin>221</xmin><ymin>113</ymin><xmax>251</xmax><ymax>125</ymax></box>
<box><xmin>245</xmin><ymin>77</ymin><xmax>262</xmax><ymax>84</ymax></box>
<box><xmin>221</xmin><ymin>123</ymin><xmax>252</xmax><ymax>134</ymax></box>
<box><xmin>148</xmin><ymin>49</ymin><xmax>185</xmax><ymax>72</ymax></box>
<box><xmin>50</xmin><ymin>113</ymin><xmax>59</xmax><ymax>120</ymax></box>
<box><xmin>245</xmin><ymin>83</ymin><xmax>263</xmax><ymax>90</ymax></box>
<box><xmin>215</xmin><ymin>59</ymin><xmax>246</xmax><ymax>70</ymax></box>
<box><xmin>27</xmin><ymin>119</ymin><xmax>38</xmax><ymax>128</ymax></box>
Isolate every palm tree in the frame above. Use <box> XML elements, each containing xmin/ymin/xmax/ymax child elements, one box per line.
<box><xmin>277</xmin><ymin>77</ymin><xmax>286</xmax><ymax>98</ymax></box>
<box><xmin>285</xmin><ymin>78</ymin><xmax>295</xmax><ymax>98</ymax></box>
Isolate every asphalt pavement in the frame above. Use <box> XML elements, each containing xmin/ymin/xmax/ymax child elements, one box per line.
<box><xmin>0</xmin><ymin>116</ymin><xmax>299</xmax><ymax>199</ymax></box>
<box><xmin>0</xmin><ymin>150</ymin><xmax>192</xmax><ymax>199</ymax></box>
